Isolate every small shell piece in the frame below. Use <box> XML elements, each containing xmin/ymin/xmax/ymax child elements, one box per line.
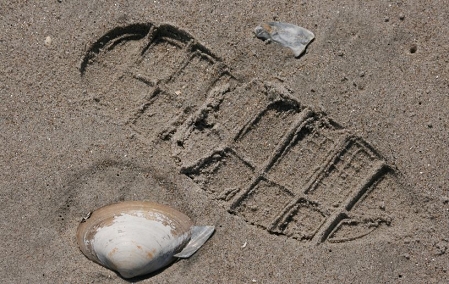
<box><xmin>76</xmin><ymin>201</ymin><xmax>214</xmax><ymax>278</ymax></box>
<box><xmin>254</xmin><ymin>22</ymin><xmax>315</xmax><ymax>57</ymax></box>
<box><xmin>174</xmin><ymin>225</ymin><xmax>215</xmax><ymax>258</ymax></box>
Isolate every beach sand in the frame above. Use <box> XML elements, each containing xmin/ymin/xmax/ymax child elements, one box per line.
<box><xmin>1</xmin><ymin>1</ymin><xmax>448</xmax><ymax>283</ymax></box>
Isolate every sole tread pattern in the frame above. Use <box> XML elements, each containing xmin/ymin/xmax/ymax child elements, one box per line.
<box><xmin>81</xmin><ymin>23</ymin><xmax>403</xmax><ymax>244</ymax></box>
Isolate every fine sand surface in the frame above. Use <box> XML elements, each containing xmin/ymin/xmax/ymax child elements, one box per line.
<box><xmin>1</xmin><ymin>1</ymin><xmax>448</xmax><ymax>283</ymax></box>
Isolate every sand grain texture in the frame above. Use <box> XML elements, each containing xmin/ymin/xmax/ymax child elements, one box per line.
<box><xmin>1</xmin><ymin>1</ymin><xmax>448</xmax><ymax>283</ymax></box>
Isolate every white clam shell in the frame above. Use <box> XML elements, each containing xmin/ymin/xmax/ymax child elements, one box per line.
<box><xmin>76</xmin><ymin>201</ymin><xmax>214</xmax><ymax>278</ymax></box>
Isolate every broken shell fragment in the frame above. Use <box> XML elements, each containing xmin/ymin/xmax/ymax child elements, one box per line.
<box><xmin>254</xmin><ymin>22</ymin><xmax>315</xmax><ymax>57</ymax></box>
<box><xmin>76</xmin><ymin>201</ymin><xmax>214</xmax><ymax>278</ymax></box>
